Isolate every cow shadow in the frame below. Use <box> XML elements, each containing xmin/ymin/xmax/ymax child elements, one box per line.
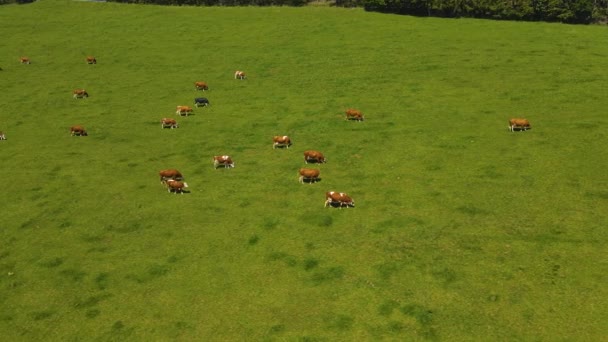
<box><xmin>326</xmin><ymin>201</ymin><xmax>354</xmax><ymax>208</ymax></box>
<box><xmin>273</xmin><ymin>144</ymin><xmax>292</xmax><ymax>149</ymax></box>
<box><xmin>301</xmin><ymin>178</ymin><xmax>322</xmax><ymax>184</ymax></box>
<box><xmin>168</xmin><ymin>189</ymin><xmax>191</xmax><ymax>194</ymax></box>
<box><xmin>510</xmin><ymin>127</ymin><xmax>531</xmax><ymax>132</ymax></box>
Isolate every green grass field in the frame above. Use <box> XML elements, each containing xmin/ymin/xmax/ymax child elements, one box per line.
<box><xmin>1</xmin><ymin>1</ymin><xmax>607</xmax><ymax>340</ymax></box>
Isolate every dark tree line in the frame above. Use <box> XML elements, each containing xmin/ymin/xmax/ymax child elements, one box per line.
<box><xmin>0</xmin><ymin>0</ymin><xmax>36</xmax><ymax>3</ymax></box>
<box><xmin>105</xmin><ymin>0</ymin><xmax>310</xmax><ymax>5</ymax></box>
<box><xmin>102</xmin><ymin>0</ymin><xmax>607</xmax><ymax>23</ymax></box>
<box><xmin>2</xmin><ymin>0</ymin><xmax>605</xmax><ymax>24</ymax></box>
<box><xmin>104</xmin><ymin>0</ymin><xmax>364</xmax><ymax>6</ymax></box>
<box><xmin>363</xmin><ymin>0</ymin><xmax>608</xmax><ymax>23</ymax></box>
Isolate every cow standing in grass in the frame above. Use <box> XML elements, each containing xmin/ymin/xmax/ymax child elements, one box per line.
<box><xmin>195</xmin><ymin>81</ymin><xmax>208</xmax><ymax>91</ymax></box>
<box><xmin>86</xmin><ymin>56</ymin><xmax>97</xmax><ymax>64</ymax></box>
<box><xmin>20</xmin><ymin>57</ymin><xmax>31</xmax><ymax>64</ymax></box>
<box><xmin>234</xmin><ymin>71</ymin><xmax>246</xmax><ymax>80</ymax></box>
<box><xmin>213</xmin><ymin>155</ymin><xmax>234</xmax><ymax>168</ymax></box>
<box><xmin>166</xmin><ymin>179</ymin><xmax>188</xmax><ymax>194</ymax></box>
<box><xmin>161</xmin><ymin>118</ymin><xmax>178</xmax><ymax>129</ymax></box>
<box><xmin>299</xmin><ymin>168</ymin><xmax>320</xmax><ymax>184</ymax></box>
<box><xmin>345</xmin><ymin>109</ymin><xmax>364</xmax><ymax>121</ymax></box>
<box><xmin>194</xmin><ymin>98</ymin><xmax>209</xmax><ymax>107</ymax></box>
<box><xmin>159</xmin><ymin>169</ymin><xmax>183</xmax><ymax>183</ymax></box>
<box><xmin>325</xmin><ymin>191</ymin><xmax>354</xmax><ymax>208</ymax></box>
<box><xmin>70</xmin><ymin>125</ymin><xmax>88</xmax><ymax>136</ymax></box>
<box><xmin>273</xmin><ymin>136</ymin><xmax>292</xmax><ymax>149</ymax></box>
<box><xmin>304</xmin><ymin>150</ymin><xmax>326</xmax><ymax>164</ymax></box>
<box><xmin>509</xmin><ymin>118</ymin><xmax>531</xmax><ymax>131</ymax></box>
<box><xmin>0</xmin><ymin>131</ymin><xmax>6</xmax><ymax>140</ymax></box>
<box><xmin>176</xmin><ymin>106</ymin><xmax>193</xmax><ymax>116</ymax></box>
<box><xmin>73</xmin><ymin>89</ymin><xmax>89</xmax><ymax>99</ymax></box>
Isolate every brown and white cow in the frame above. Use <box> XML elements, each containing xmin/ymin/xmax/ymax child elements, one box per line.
<box><xmin>234</xmin><ymin>70</ymin><xmax>246</xmax><ymax>80</ymax></box>
<box><xmin>176</xmin><ymin>106</ymin><xmax>193</xmax><ymax>116</ymax></box>
<box><xmin>20</xmin><ymin>57</ymin><xmax>31</xmax><ymax>64</ymax></box>
<box><xmin>304</xmin><ymin>150</ymin><xmax>326</xmax><ymax>164</ymax></box>
<box><xmin>325</xmin><ymin>191</ymin><xmax>355</xmax><ymax>208</ymax></box>
<box><xmin>73</xmin><ymin>89</ymin><xmax>89</xmax><ymax>99</ymax></box>
<box><xmin>86</xmin><ymin>56</ymin><xmax>97</xmax><ymax>64</ymax></box>
<box><xmin>299</xmin><ymin>168</ymin><xmax>320</xmax><ymax>184</ymax></box>
<box><xmin>345</xmin><ymin>109</ymin><xmax>364</xmax><ymax>121</ymax></box>
<box><xmin>0</xmin><ymin>131</ymin><xmax>6</xmax><ymax>140</ymax></box>
<box><xmin>273</xmin><ymin>135</ymin><xmax>292</xmax><ymax>149</ymax></box>
<box><xmin>213</xmin><ymin>155</ymin><xmax>234</xmax><ymax>168</ymax></box>
<box><xmin>161</xmin><ymin>118</ymin><xmax>178</xmax><ymax>129</ymax></box>
<box><xmin>166</xmin><ymin>179</ymin><xmax>188</xmax><ymax>194</ymax></box>
<box><xmin>195</xmin><ymin>81</ymin><xmax>209</xmax><ymax>91</ymax></box>
<box><xmin>159</xmin><ymin>169</ymin><xmax>183</xmax><ymax>183</ymax></box>
<box><xmin>509</xmin><ymin>118</ymin><xmax>531</xmax><ymax>132</ymax></box>
<box><xmin>70</xmin><ymin>125</ymin><xmax>88</xmax><ymax>136</ymax></box>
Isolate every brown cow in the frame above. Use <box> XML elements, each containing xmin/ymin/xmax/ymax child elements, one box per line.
<box><xmin>176</xmin><ymin>106</ymin><xmax>193</xmax><ymax>116</ymax></box>
<box><xmin>70</xmin><ymin>125</ymin><xmax>88</xmax><ymax>136</ymax></box>
<box><xmin>213</xmin><ymin>155</ymin><xmax>234</xmax><ymax>168</ymax></box>
<box><xmin>273</xmin><ymin>135</ymin><xmax>292</xmax><ymax>149</ymax></box>
<box><xmin>20</xmin><ymin>57</ymin><xmax>31</xmax><ymax>64</ymax></box>
<box><xmin>86</xmin><ymin>56</ymin><xmax>97</xmax><ymax>64</ymax></box>
<box><xmin>159</xmin><ymin>169</ymin><xmax>183</xmax><ymax>183</ymax></box>
<box><xmin>166</xmin><ymin>179</ymin><xmax>188</xmax><ymax>194</ymax></box>
<box><xmin>234</xmin><ymin>70</ymin><xmax>246</xmax><ymax>80</ymax></box>
<box><xmin>325</xmin><ymin>191</ymin><xmax>355</xmax><ymax>208</ymax></box>
<box><xmin>304</xmin><ymin>150</ymin><xmax>326</xmax><ymax>164</ymax></box>
<box><xmin>0</xmin><ymin>131</ymin><xmax>6</xmax><ymax>140</ymax></box>
<box><xmin>73</xmin><ymin>89</ymin><xmax>89</xmax><ymax>99</ymax></box>
<box><xmin>161</xmin><ymin>118</ymin><xmax>178</xmax><ymax>129</ymax></box>
<box><xmin>509</xmin><ymin>118</ymin><xmax>531</xmax><ymax>132</ymax></box>
<box><xmin>299</xmin><ymin>168</ymin><xmax>320</xmax><ymax>184</ymax></box>
<box><xmin>195</xmin><ymin>81</ymin><xmax>209</xmax><ymax>91</ymax></box>
<box><xmin>345</xmin><ymin>109</ymin><xmax>364</xmax><ymax>121</ymax></box>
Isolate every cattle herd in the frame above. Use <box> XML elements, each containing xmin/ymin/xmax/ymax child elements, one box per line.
<box><xmin>6</xmin><ymin>56</ymin><xmax>533</xmax><ymax>207</ymax></box>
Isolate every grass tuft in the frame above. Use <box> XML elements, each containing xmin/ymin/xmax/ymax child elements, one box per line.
<box><xmin>248</xmin><ymin>235</ymin><xmax>260</xmax><ymax>245</ymax></box>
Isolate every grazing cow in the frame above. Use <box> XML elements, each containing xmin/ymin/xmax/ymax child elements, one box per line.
<box><xmin>86</xmin><ymin>56</ymin><xmax>97</xmax><ymax>64</ymax></box>
<box><xmin>213</xmin><ymin>155</ymin><xmax>234</xmax><ymax>168</ymax></box>
<box><xmin>304</xmin><ymin>150</ymin><xmax>326</xmax><ymax>164</ymax></box>
<box><xmin>325</xmin><ymin>191</ymin><xmax>355</xmax><ymax>208</ymax></box>
<box><xmin>345</xmin><ymin>109</ymin><xmax>364</xmax><ymax>121</ymax></box>
<box><xmin>159</xmin><ymin>169</ymin><xmax>183</xmax><ymax>183</ymax></box>
<box><xmin>73</xmin><ymin>89</ymin><xmax>89</xmax><ymax>99</ymax></box>
<box><xmin>176</xmin><ymin>105</ymin><xmax>193</xmax><ymax>116</ymax></box>
<box><xmin>234</xmin><ymin>70</ymin><xmax>246</xmax><ymax>80</ymax></box>
<box><xmin>0</xmin><ymin>131</ymin><xmax>6</xmax><ymax>140</ymax></box>
<box><xmin>195</xmin><ymin>81</ymin><xmax>209</xmax><ymax>91</ymax></box>
<box><xmin>166</xmin><ymin>179</ymin><xmax>188</xmax><ymax>194</ymax></box>
<box><xmin>509</xmin><ymin>118</ymin><xmax>531</xmax><ymax>132</ymax></box>
<box><xmin>70</xmin><ymin>125</ymin><xmax>88</xmax><ymax>136</ymax></box>
<box><xmin>20</xmin><ymin>57</ymin><xmax>31</xmax><ymax>64</ymax></box>
<box><xmin>273</xmin><ymin>135</ymin><xmax>292</xmax><ymax>149</ymax></box>
<box><xmin>299</xmin><ymin>168</ymin><xmax>320</xmax><ymax>184</ymax></box>
<box><xmin>161</xmin><ymin>118</ymin><xmax>178</xmax><ymax>129</ymax></box>
<box><xmin>194</xmin><ymin>97</ymin><xmax>210</xmax><ymax>107</ymax></box>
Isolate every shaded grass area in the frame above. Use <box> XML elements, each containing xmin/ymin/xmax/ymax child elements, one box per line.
<box><xmin>0</xmin><ymin>0</ymin><xmax>607</xmax><ymax>340</ymax></box>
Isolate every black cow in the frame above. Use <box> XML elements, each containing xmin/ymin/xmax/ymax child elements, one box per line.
<box><xmin>194</xmin><ymin>98</ymin><xmax>210</xmax><ymax>107</ymax></box>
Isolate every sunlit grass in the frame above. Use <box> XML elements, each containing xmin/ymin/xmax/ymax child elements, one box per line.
<box><xmin>0</xmin><ymin>0</ymin><xmax>607</xmax><ymax>340</ymax></box>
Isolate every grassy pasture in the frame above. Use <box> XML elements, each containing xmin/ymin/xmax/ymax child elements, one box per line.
<box><xmin>1</xmin><ymin>0</ymin><xmax>607</xmax><ymax>340</ymax></box>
